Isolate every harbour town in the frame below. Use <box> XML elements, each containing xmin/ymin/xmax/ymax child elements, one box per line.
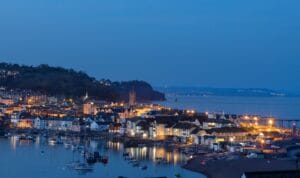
<box><xmin>1</xmin><ymin>86</ymin><xmax>300</xmax><ymax>178</ymax></box>
<box><xmin>1</xmin><ymin>0</ymin><xmax>300</xmax><ymax>177</ymax></box>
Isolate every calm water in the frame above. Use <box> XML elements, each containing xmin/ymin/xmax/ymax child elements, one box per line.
<box><xmin>0</xmin><ymin>137</ymin><xmax>204</xmax><ymax>178</ymax></box>
<box><xmin>156</xmin><ymin>95</ymin><xmax>300</xmax><ymax>119</ymax></box>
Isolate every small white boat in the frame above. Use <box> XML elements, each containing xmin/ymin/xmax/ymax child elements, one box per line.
<box><xmin>48</xmin><ymin>137</ymin><xmax>63</xmax><ymax>145</ymax></box>
<box><xmin>48</xmin><ymin>138</ymin><xmax>57</xmax><ymax>145</ymax></box>
<box><xmin>65</xmin><ymin>161</ymin><xmax>80</xmax><ymax>169</ymax></box>
<box><xmin>64</xmin><ymin>143</ymin><xmax>71</xmax><ymax>148</ymax></box>
<box><xmin>4</xmin><ymin>133</ymin><xmax>11</xmax><ymax>137</ymax></box>
<box><xmin>74</xmin><ymin>163</ymin><xmax>93</xmax><ymax>171</ymax></box>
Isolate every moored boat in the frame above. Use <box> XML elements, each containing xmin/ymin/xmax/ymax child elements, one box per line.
<box><xmin>74</xmin><ymin>163</ymin><xmax>93</xmax><ymax>171</ymax></box>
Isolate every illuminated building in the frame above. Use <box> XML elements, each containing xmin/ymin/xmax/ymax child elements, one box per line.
<box><xmin>26</xmin><ymin>95</ymin><xmax>47</xmax><ymax>105</ymax></box>
<box><xmin>83</xmin><ymin>102</ymin><xmax>96</xmax><ymax>115</ymax></box>
<box><xmin>0</xmin><ymin>97</ymin><xmax>14</xmax><ymax>106</ymax></box>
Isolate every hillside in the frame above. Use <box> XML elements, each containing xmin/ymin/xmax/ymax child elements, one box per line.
<box><xmin>0</xmin><ymin>63</ymin><xmax>165</xmax><ymax>102</ymax></box>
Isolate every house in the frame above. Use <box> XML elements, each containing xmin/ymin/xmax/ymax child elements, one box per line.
<box><xmin>206</xmin><ymin>127</ymin><xmax>248</xmax><ymax>141</ymax></box>
<box><xmin>10</xmin><ymin>111</ymin><xmax>21</xmax><ymax>127</ymax></box>
<box><xmin>109</xmin><ymin>123</ymin><xmax>122</xmax><ymax>133</ymax></box>
<box><xmin>38</xmin><ymin>117</ymin><xmax>74</xmax><ymax>131</ymax></box>
<box><xmin>3</xmin><ymin>105</ymin><xmax>23</xmax><ymax>115</ymax></box>
<box><xmin>202</xmin><ymin>135</ymin><xmax>217</xmax><ymax>147</ymax></box>
<box><xmin>202</xmin><ymin>119</ymin><xmax>234</xmax><ymax>129</ymax></box>
<box><xmin>97</xmin><ymin>112</ymin><xmax>117</xmax><ymax>123</ymax></box>
<box><xmin>179</xmin><ymin>116</ymin><xmax>202</xmax><ymax>126</ymax></box>
<box><xmin>90</xmin><ymin>121</ymin><xmax>110</xmax><ymax>132</ymax></box>
<box><xmin>227</xmin><ymin>143</ymin><xmax>243</xmax><ymax>152</ymax></box>
<box><xmin>190</xmin><ymin>128</ymin><xmax>207</xmax><ymax>144</ymax></box>
<box><xmin>90</xmin><ymin>121</ymin><xmax>99</xmax><ymax>131</ymax></box>
<box><xmin>17</xmin><ymin>118</ymin><xmax>33</xmax><ymax>128</ymax></box>
<box><xmin>172</xmin><ymin>122</ymin><xmax>198</xmax><ymax>143</ymax></box>
<box><xmin>11</xmin><ymin>112</ymin><xmax>34</xmax><ymax>128</ymax></box>
<box><xmin>152</xmin><ymin>116</ymin><xmax>178</xmax><ymax>139</ymax></box>
<box><xmin>135</xmin><ymin>120</ymin><xmax>150</xmax><ymax>138</ymax></box>
<box><xmin>70</xmin><ymin>119</ymin><xmax>81</xmax><ymax>132</ymax></box>
<box><xmin>126</xmin><ymin>117</ymin><xmax>147</xmax><ymax>137</ymax></box>
<box><xmin>0</xmin><ymin>97</ymin><xmax>14</xmax><ymax>106</ymax></box>
<box><xmin>33</xmin><ymin>117</ymin><xmax>47</xmax><ymax>130</ymax></box>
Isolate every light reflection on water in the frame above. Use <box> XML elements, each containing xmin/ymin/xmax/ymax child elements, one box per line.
<box><xmin>0</xmin><ymin>137</ymin><xmax>205</xmax><ymax>178</ymax></box>
<box><xmin>106</xmin><ymin>141</ymin><xmax>186</xmax><ymax>165</ymax></box>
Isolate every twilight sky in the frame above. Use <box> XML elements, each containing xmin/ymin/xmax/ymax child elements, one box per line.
<box><xmin>0</xmin><ymin>0</ymin><xmax>300</xmax><ymax>91</ymax></box>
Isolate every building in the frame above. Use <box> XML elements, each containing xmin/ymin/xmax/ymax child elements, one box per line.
<box><xmin>201</xmin><ymin>119</ymin><xmax>234</xmax><ymax>129</ymax></box>
<box><xmin>0</xmin><ymin>97</ymin><xmax>14</xmax><ymax>106</ymax></box>
<box><xmin>206</xmin><ymin>127</ymin><xmax>248</xmax><ymax>141</ymax></box>
<box><xmin>152</xmin><ymin>116</ymin><xmax>178</xmax><ymax>139</ymax></box>
<box><xmin>26</xmin><ymin>95</ymin><xmax>47</xmax><ymax>105</ymax></box>
<box><xmin>126</xmin><ymin>117</ymin><xmax>147</xmax><ymax>137</ymax></box>
<box><xmin>172</xmin><ymin>122</ymin><xmax>198</xmax><ymax>143</ymax></box>
<box><xmin>33</xmin><ymin>117</ymin><xmax>75</xmax><ymax>131</ymax></box>
<box><xmin>83</xmin><ymin>102</ymin><xmax>96</xmax><ymax>115</ymax></box>
<box><xmin>129</xmin><ymin>90</ymin><xmax>136</xmax><ymax>106</ymax></box>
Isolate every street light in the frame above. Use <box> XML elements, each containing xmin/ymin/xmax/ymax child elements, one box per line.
<box><xmin>268</xmin><ymin>119</ymin><xmax>274</xmax><ymax>126</ymax></box>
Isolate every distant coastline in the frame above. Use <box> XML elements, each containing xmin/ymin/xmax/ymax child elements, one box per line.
<box><xmin>156</xmin><ymin>86</ymin><xmax>295</xmax><ymax>97</ymax></box>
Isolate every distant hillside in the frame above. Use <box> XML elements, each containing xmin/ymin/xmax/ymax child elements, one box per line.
<box><xmin>157</xmin><ymin>86</ymin><xmax>290</xmax><ymax>97</ymax></box>
<box><xmin>0</xmin><ymin>63</ymin><xmax>165</xmax><ymax>102</ymax></box>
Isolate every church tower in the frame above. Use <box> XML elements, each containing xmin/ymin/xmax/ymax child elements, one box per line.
<box><xmin>128</xmin><ymin>89</ymin><xmax>136</xmax><ymax>106</ymax></box>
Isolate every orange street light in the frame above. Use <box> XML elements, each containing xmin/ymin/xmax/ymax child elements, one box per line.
<box><xmin>268</xmin><ymin>119</ymin><xmax>274</xmax><ymax>126</ymax></box>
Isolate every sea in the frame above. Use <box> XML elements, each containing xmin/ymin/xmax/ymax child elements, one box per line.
<box><xmin>156</xmin><ymin>95</ymin><xmax>300</xmax><ymax>119</ymax></box>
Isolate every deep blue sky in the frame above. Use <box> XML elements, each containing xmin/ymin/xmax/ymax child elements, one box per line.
<box><xmin>0</xmin><ymin>0</ymin><xmax>300</xmax><ymax>91</ymax></box>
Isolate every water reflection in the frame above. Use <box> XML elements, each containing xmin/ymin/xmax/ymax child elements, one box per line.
<box><xmin>10</xmin><ymin>135</ymin><xmax>17</xmax><ymax>150</ymax></box>
<box><xmin>1</xmin><ymin>136</ymin><xmax>204</xmax><ymax>178</ymax></box>
<box><xmin>106</xmin><ymin>141</ymin><xmax>188</xmax><ymax>165</ymax></box>
<box><xmin>107</xmin><ymin>141</ymin><xmax>123</xmax><ymax>151</ymax></box>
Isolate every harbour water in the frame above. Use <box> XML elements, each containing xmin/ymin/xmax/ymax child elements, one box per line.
<box><xmin>156</xmin><ymin>95</ymin><xmax>300</xmax><ymax>119</ymax></box>
<box><xmin>0</xmin><ymin>136</ymin><xmax>204</xmax><ymax>178</ymax></box>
